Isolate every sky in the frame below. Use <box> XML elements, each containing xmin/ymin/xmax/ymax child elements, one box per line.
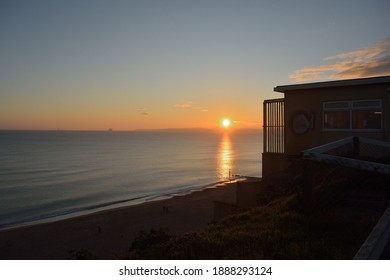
<box><xmin>1</xmin><ymin>0</ymin><xmax>389</xmax><ymax>131</ymax></box>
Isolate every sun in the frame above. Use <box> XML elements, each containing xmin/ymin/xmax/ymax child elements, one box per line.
<box><xmin>221</xmin><ymin>118</ymin><xmax>231</xmax><ymax>128</ymax></box>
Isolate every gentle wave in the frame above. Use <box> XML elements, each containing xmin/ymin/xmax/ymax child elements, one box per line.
<box><xmin>0</xmin><ymin>130</ymin><xmax>262</xmax><ymax>230</ymax></box>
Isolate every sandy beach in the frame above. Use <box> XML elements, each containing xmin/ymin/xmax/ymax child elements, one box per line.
<box><xmin>0</xmin><ymin>183</ymin><xmax>237</xmax><ymax>260</ymax></box>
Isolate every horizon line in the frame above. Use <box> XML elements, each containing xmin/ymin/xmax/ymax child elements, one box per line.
<box><xmin>0</xmin><ymin>127</ymin><xmax>263</xmax><ymax>132</ymax></box>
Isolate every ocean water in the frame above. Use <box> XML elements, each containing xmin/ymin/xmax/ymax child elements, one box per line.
<box><xmin>0</xmin><ymin>129</ymin><xmax>262</xmax><ymax>229</ymax></box>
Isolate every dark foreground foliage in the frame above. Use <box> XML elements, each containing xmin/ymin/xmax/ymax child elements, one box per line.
<box><xmin>126</xmin><ymin>163</ymin><xmax>390</xmax><ymax>260</ymax></box>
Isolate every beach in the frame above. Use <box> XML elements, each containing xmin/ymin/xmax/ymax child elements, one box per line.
<box><xmin>0</xmin><ymin>183</ymin><xmax>237</xmax><ymax>260</ymax></box>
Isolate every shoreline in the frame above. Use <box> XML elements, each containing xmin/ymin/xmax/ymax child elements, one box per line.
<box><xmin>0</xmin><ymin>181</ymin><xmax>239</xmax><ymax>259</ymax></box>
<box><xmin>0</xmin><ymin>178</ymin><xmax>245</xmax><ymax>232</ymax></box>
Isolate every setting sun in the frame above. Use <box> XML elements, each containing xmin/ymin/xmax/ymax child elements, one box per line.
<box><xmin>222</xmin><ymin>118</ymin><xmax>231</xmax><ymax>128</ymax></box>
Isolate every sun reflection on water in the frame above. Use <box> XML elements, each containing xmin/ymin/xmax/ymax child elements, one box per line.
<box><xmin>217</xmin><ymin>133</ymin><xmax>234</xmax><ymax>180</ymax></box>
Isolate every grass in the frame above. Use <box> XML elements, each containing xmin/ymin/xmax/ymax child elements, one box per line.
<box><xmin>127</xmin><ymin>197</ymin><xmax>373</xmax><ymax>259</ymax></box>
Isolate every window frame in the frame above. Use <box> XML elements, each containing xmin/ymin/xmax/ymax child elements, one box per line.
<box><xmin>322</xmin><ymin>99</ymin><xmax>383</xmax><ymax>132</ymax></box>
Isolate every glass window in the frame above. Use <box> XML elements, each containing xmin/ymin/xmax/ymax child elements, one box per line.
<box><xmin>323</xmin><ymin>99</ymin><xmax>382</xmax><ymax>131</ymax></box>
<box><xmin>324</xmin><ymin>111</ymin><xmax>350</xmax><ymax>129</ymax></box>
<box><xmin>352</xmin><ymin>100</ymin><xmax>381</xmax><ymax>108</ymax></box>
<box><xmin>352</xmin><ymin>110</ymin><xmax>382</xmax><ymax>129</ymax></box>
<box><xmin>323</xmin><ymin>102</ymin><xmax>349</xmax><ymax>109</ymax></box>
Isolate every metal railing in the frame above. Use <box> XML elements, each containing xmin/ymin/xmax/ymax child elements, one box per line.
<box><xmin>263</xmin><ymin>98</ymin><xmax>285</xmax><ymax>153</ymax></box>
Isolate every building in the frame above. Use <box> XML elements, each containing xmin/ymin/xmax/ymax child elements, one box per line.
<box><xmin>262</xmin><ymin>76</ymin><xmax>390</xmax><ymax>177</ymax></box>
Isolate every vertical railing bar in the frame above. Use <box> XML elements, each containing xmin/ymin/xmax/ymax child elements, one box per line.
<box><xmin>270</xmin><ymin>103</ymin><xmax>272</xmax><ymax>152</ymax></box>
<box><xmin>277</xmin><ymin>102</ymin><xmax>280</xmax><ymax>153</ymax></box>
<box><xmin>282</xmin><ymin>101</ymin><xmax>285</xmax><ymax>152</ymax></box>
<box><xmin>274</xmin><ymin>101</ymin><xmax>277</xmax><ymax>153</ymax></box>
<box><xmin>275</xmin><ymin>102</ymin><xmax>279</xmax><ymax>152</ymax></box>
<box><xmin>263</xmin><ymin>101</ymin><xmax>267</xmax><ymax>153</ymax></box>
<box><xmin>265</xmin><ymin>103</ymin><xmax>269</xmax><ymax>152</ymax></box>
<box><xmin>272</xmin><ymin>103</ymin><xmax>275</xmax><ymax>152</ymax></box>
<box><xmin>278</xmin><ymin>102</ymin><xmax>280</xmax><ymax>153</ymax></box>
<box><xmin>281</xmin><ymin>101</ymin><xmax>283</xmax><ymax>152</ymax></box>
<box><xmin>266</xmin><ymin>103</ymin><xmax>269</xmax><ymax>152</ymax></box>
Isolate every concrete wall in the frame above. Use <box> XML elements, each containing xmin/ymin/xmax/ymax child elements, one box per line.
<box><xmin>236</xmin><ymin>180</ymin><xmax>262</xmax><ymax>209</ymax></box>
<box><xmin>262</xmin><ymin>152</ymin><xmax>291</xmax><ymax>177</ymax></box>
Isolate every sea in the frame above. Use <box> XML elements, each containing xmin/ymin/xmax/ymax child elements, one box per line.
<box><xmin>0</xmin><ymin>129</ymin><xmax>262</xmax><ymax>230</ymax></box>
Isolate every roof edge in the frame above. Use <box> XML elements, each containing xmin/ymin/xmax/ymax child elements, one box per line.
<box><xmin>274</xmin><ymin>76</ymin><xmax>390</xmax><ymax>93</ymax></box>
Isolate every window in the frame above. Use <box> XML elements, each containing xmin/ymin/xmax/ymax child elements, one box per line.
<box><xmin>324</xmin><ymin>111</ymin><xmax>350</xmax><ymax>129</ymax></box>
<box><xmin>323</xmin><ymin>99</ymin><xmax>382</xmax><ymax>130</ymax></box>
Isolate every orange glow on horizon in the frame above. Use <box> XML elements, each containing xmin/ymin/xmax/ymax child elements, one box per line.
<box><xmin>0</xmin><ymin>100</ymin><xmax>262</xmax><ymax>131</ymax></box>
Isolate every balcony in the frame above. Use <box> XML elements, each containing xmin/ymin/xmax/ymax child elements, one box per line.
<box><xmin>263</xmin><ymin>98</ymin><xmax>285</xmax><ymax>154</ymax></box>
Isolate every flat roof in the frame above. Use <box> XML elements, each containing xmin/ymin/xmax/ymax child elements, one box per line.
<box><xmin>274</xmin><ymin>75</ymin><xmax>390</xmax><ymax>93</ymax></box>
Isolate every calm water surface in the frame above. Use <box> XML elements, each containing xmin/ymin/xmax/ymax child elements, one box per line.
<box><xmin>0</xmin><ymin>130</ymin><xmax>262</xmax><ymax>229</ymax></box>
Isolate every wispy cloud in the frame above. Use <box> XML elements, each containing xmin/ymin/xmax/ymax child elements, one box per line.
<box><xmin>289</xmin><ymin>38</ymin><xmax>390</xmax><ymax>82</ymax></box>
<box><xmin>137</xmin><ymin>107</ymin><xmax>150</xmax><ymax>116</ymax></box>
<box><xmin>195</xmin><ymin>107</ymin><xmax>208</xmax><ymax>112</ymax></box>
<box><xmin>174</xmin><ymin>103</ymin><xmax>193</xmax><ymax>108</ymax></box>
<box><xmin>174</xmin><ymin>102</ymin><xmax>208</xmax><ymax>112</ymax></box>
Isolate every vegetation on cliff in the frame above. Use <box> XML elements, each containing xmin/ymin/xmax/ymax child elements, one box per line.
<box><xmin>126</xmin><ymin>163</ymin><xmax>390</xmax><ymax>259</ymax></box>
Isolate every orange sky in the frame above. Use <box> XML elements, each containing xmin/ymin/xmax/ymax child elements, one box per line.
<box><xmin>1</xmin><ymin>1</ymin><xmax>388</xmax><ymax>131</ymax></box>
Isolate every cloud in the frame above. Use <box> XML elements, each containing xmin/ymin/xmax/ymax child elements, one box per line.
<box><xmin>289</xmin><ymin>38</ymin><xmax>390</xmax><ymax>82</ymax></box>
<box><xmin>174</xmin><ymin>102</ymin><xmax>208</xmax><ymax>112</ymax></box>
<box><xmin>174</xmin><ymin>103</ymin><xmax>192</xmax><ymax>108</ymax></box>
<box><xmin>195</xmin><ymin>106</ymin><xmax>208</xmax><ymax>112</ymax></box>
<box><xmin>137</xmin><ymin>107</ymin><xmax>150</xmax><ymax>116</ymax></box>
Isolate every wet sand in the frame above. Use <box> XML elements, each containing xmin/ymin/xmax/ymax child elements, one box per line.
<box><xmin>0</xmin><ymin>183</ymin><xmax>236</xmax><ymax>259</ymax></box>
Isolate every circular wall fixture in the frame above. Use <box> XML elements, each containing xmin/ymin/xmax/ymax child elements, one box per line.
<box><xmin>291</xmin><ymin>112</ymin><xmax>314</xmax><ymax>134</ymax></box>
